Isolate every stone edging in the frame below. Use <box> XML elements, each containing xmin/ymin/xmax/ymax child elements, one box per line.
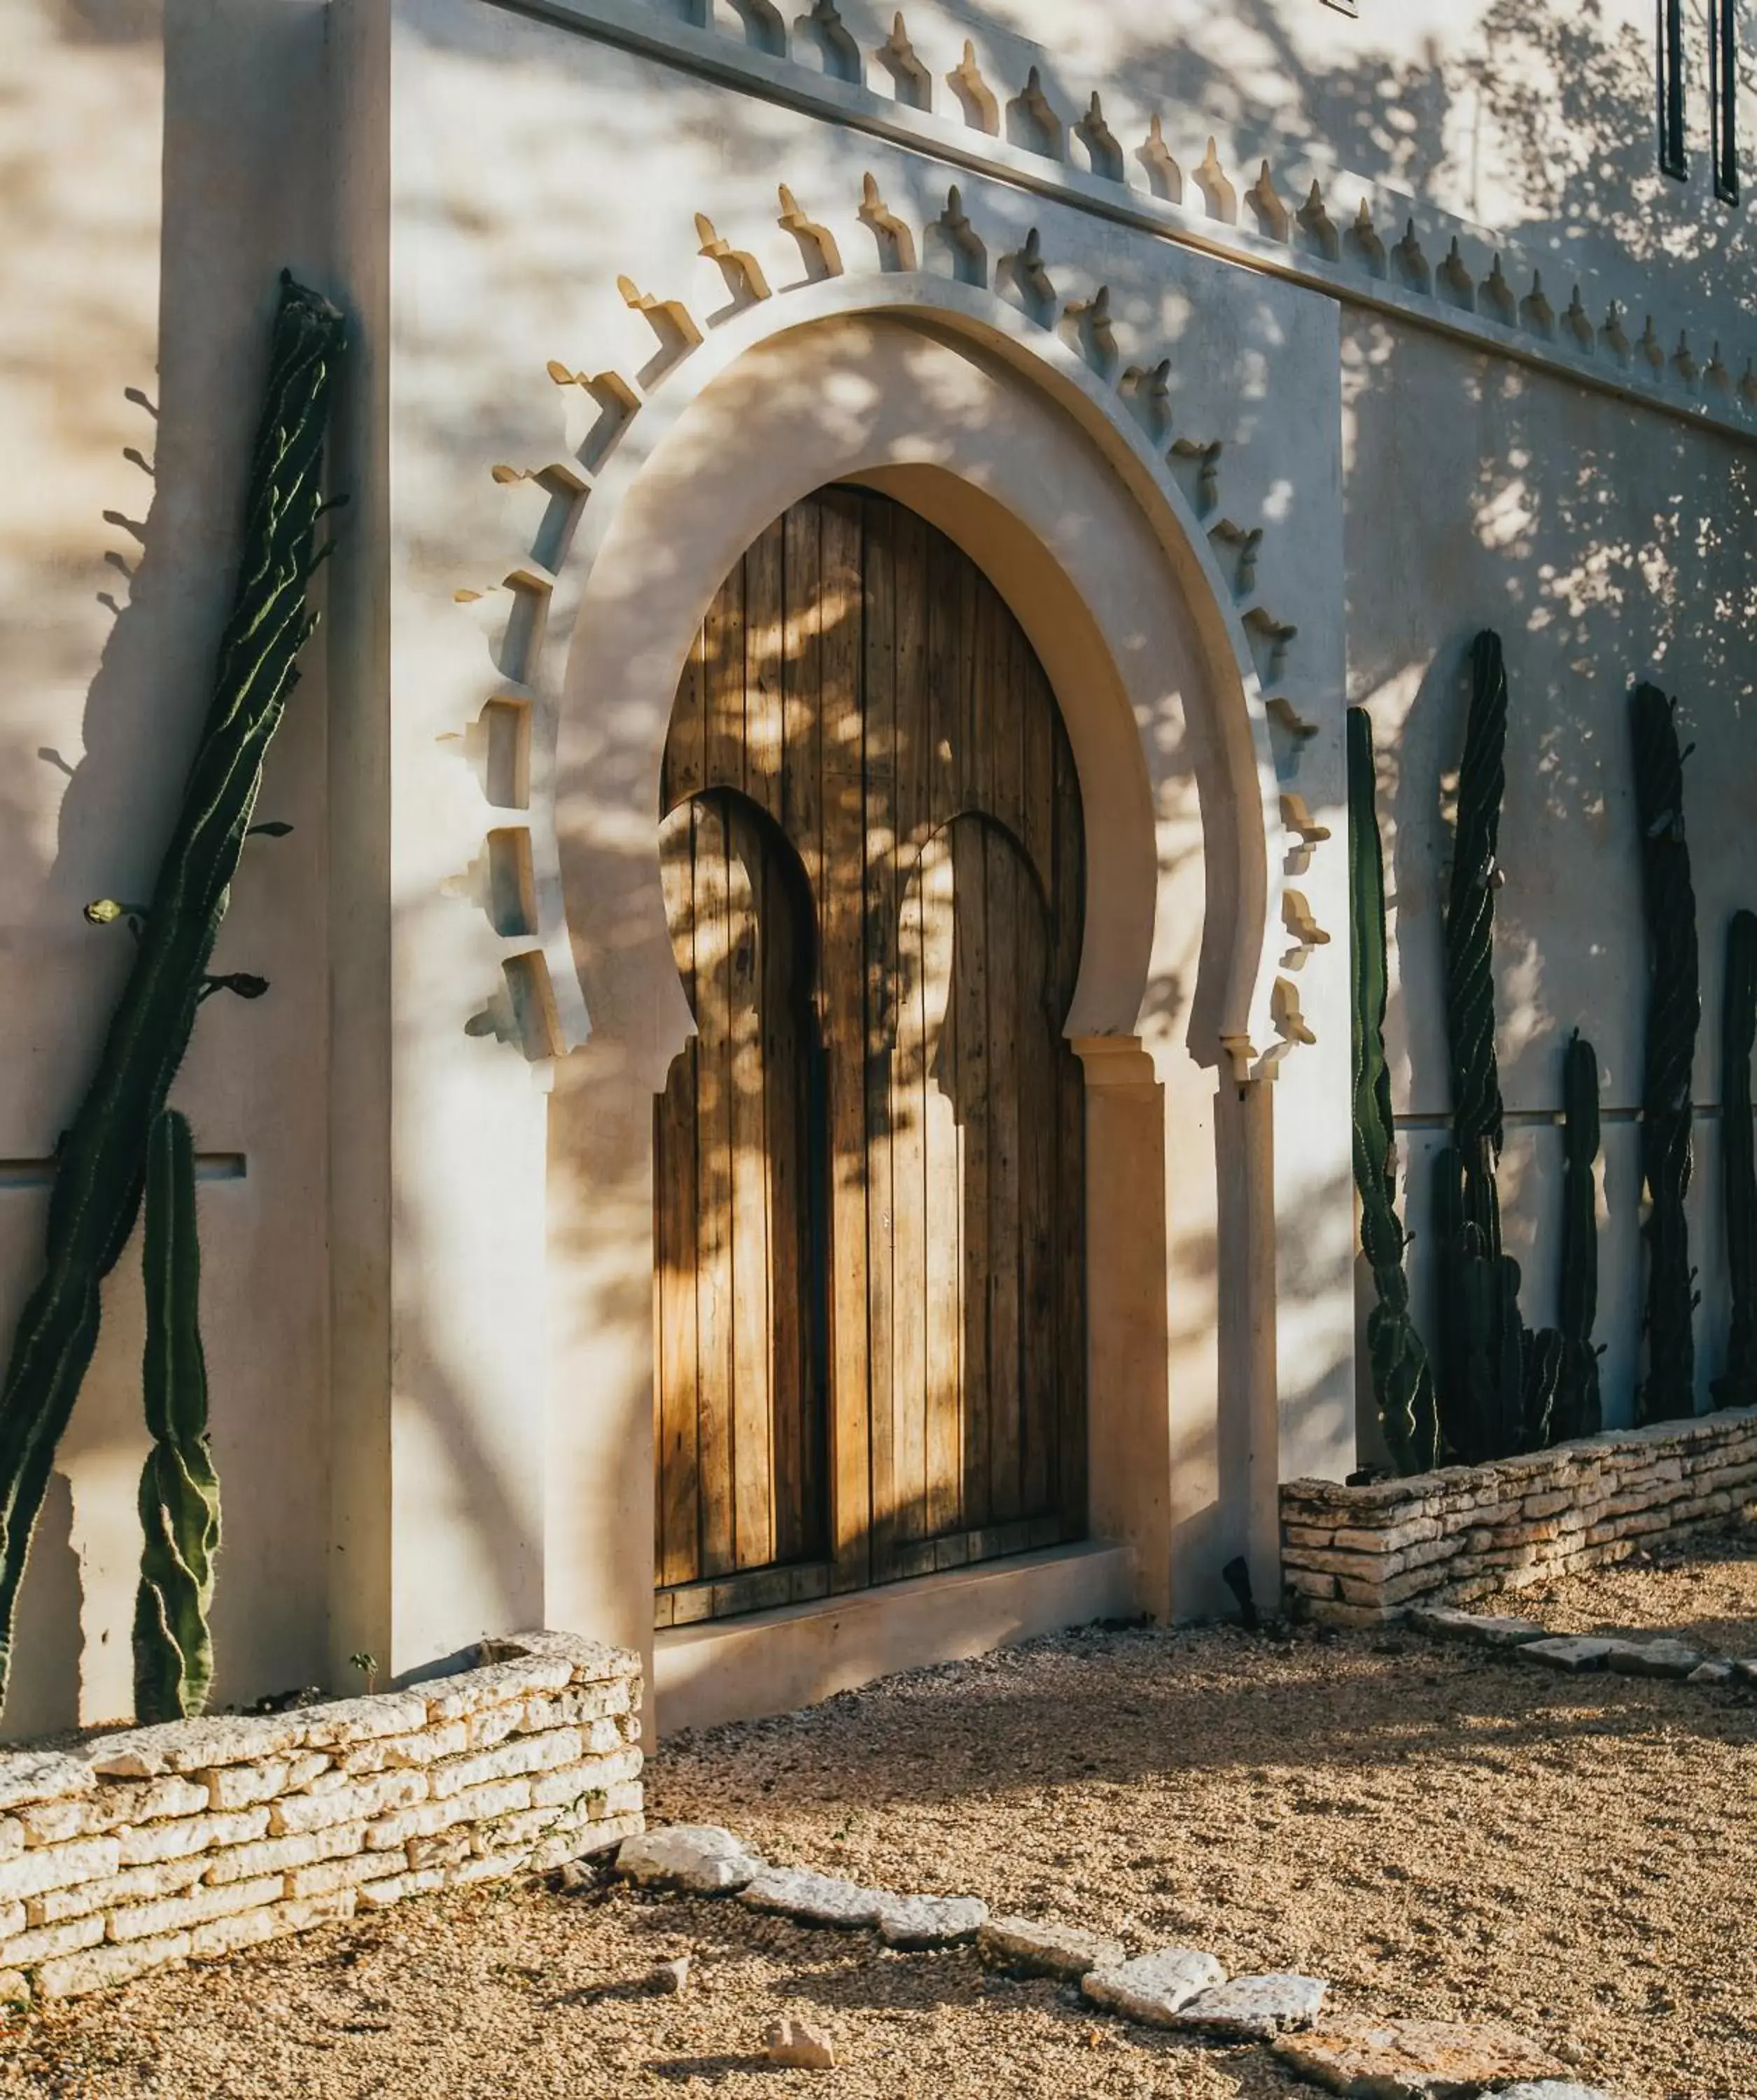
<box><xmin>1280</xmin><ymin>1406</ymin><xmax>1757</xmax><ymax>1626</ymax></box>
<box><xmin>609</xmin><ymin>1823</ymin><xmax>1609</xmax><ymax>2096</ymax></box>
<box><xmin>0</xmin><ymin>1630</ymin><xmax>642</xmax><ymax>2003</ymax></box>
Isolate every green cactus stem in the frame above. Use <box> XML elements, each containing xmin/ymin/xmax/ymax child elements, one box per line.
<box><xmin>1434</xmin><ymin>634</ymin><xmax>1520</xmax><ymax>1460</ymax></box>
<box><xmin>0</xmin><ymin>274</ymin><xmax>342</xmax><ymax>1700</ymax></box>
<box><xmin>1348</xmin><ymin>707</ymin><xmax>1438</xmax><ymax>1474</ymax></box>
<box><xmin>1554</xmin><ymin>1030</ymin><xmax>1604</xmax><ymax>1439</ymax></box>
<box><xmin>132</xmin><ymin>1110</ymin><xmax>220</xmax><ymax>1723</ymax></box>
<box><xmin>1632</xmin><ymin>681</ymin><xmax>1701</xmax><ymax>1423</ymax></box>
<box><xmin>1713</xmin><ymin>910</ymin><xmax>1757</xmax><ymax>1408</ymax></box>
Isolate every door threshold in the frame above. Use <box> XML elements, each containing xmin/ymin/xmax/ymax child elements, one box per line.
<box><xmin>652</xmin><ymin>1538</ymin><xmax>1135</xmax><ymax>1737</ymax></box>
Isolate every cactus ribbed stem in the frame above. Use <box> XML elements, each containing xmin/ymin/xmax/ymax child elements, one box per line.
<box><xmin>132</xmin><ymin>1110</ymin><xmax>220</xmax><ymax>1722</ymax></box>
<box><xmin>1348</xmin><ymin>707</ymin><xmax>1438</xmax><ymax>1474</ymax></box>
<box><xmin>1632</xmin><ymin>681</ymin><xmax>1701</xmax><ymax>1423</ymax></box>
<box><xmin>1714</xmin><ymin>910</ymin><xmax>1757</xmax><ymax>1408</ymax></box>
<box><xmin>1443</xmin><ymin>633</ymin><xmax>1508</xmax><ymax>1164</ymax></box>
<box><xmin>0</xmin><ymin>275</ymin><xmax>342</xmax><ymax>1700</ymax></box>
<box><xmin>1555</xmin><ymin>1030</ymin><xmax>1603</xmax><ymax>1438</ymax></box>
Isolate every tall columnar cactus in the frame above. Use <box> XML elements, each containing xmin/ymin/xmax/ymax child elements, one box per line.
<box><xmin>1713</xmin><ymin>910</ymin><xmax>1757</xmax><ymax>1408</ymax></box>
<box><xmin>1348</xmin><ymin>706</ymin><xmax>1439</xmax><ymax>1475</ymax></box>
<box><xmin>0</xmin><ymin>274</ymin><xmax>343</xmax><ymax>1700</ymax></box>
<box><xmin>1432</xmin><ymin>632</ymin><xmax>1566</xmax><ymax>1462</ymax></box>
<box><xmin>1554</xmin><ymin>1030</ymin><xmax>1604</xmax><ymax>1439</ymax></box>
<box><xmin>132</xmin><ymin>1110</ymin><xmax>220</xmax><ymax>1722</ymax></box>
<box><xmin>1631</xmin><ymin>681</ymin><xmax>1701</xmax><ymax>1423</ymax></box>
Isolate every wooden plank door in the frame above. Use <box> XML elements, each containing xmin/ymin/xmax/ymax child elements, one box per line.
<box><xmin>654</xmin><ymin>487</ymin><xmax>1086</xmax><ymax>1622</ymax></box>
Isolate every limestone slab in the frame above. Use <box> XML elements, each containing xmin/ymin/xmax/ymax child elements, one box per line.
<box><xmin>1688</xmin><ymin>1661</ymin><xmax>1734</xmax><ymax>1684</ymax></box>
<box><xmin>1170</xmin><ymin>1973</ymin><xmax>1329</xmax><ymax>2038</ymax></box>
<box><xmin>1520</xmin><ymin>1637</ymin><xmax>1616</xmax><ymax>1672</ymax></box>
<box><xmin>876</xmin><ymin>1893</ymin><xmax>988</xmax><ymax>1947</ymax></box>
<box><xmin>1273</xmin><ymin>2014</ymin><xmax>1564</xmax><ymax>2096</ymax></box>
<box><xmin>1606</xmin><ymin>1637</ymin><xmax>1702</xmax><ymax>1679</ymax></box>
<box><xmin>1497</xmin><ymin>2085</ymin><xmax>1617</xmax><ymax>2099</ymax></box>
<box><xmin>615</xmin><ymin>1825</ymin><xmax>761</xmax><ymax>1893</ymax></box>
<box><xmin>0</xmin><ymin>1755</ymin><xmax>94</xmax><ymax>1814</ymax></box>
<box><xmin>1082</xmin><ymin>1946</ymin><xmax>1227</xmax><ymax>2024</ymax></box>
<box><xmin>741</xmin><ymin>1867</ymin><xmax>884</xmax><ymax>1928</ymax></box>
<box><xmin>977</xmin><ymin>1914</ymin><xmax>1126</xmax><ymax>1979</ymax></box>
<box><xmin>764</xmin><ymin>2017</ymin><xmax>835</xmax><ymax>2069</ymax></box>
<box><xmin>1406</xmin><ymin>1606</ymin><xmax>1546</xmax><ymax>1647</ymax></box>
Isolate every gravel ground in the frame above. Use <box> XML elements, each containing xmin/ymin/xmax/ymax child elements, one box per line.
<box><xmin>4</xmin><ymin>1529</ymin><xmax>1756</xmax><ymax>2100</ymax></box>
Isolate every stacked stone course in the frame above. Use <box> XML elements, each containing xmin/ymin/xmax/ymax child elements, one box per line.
<box><xmin>0</xmin><ymin>1630</ymin><xmax>641</xmax><ymax>2002</ymax></box>
<box><xmin>1282</xmin><ymin>1406</ymin><xmax>1757</xmax><ymax>1625</ymax></box>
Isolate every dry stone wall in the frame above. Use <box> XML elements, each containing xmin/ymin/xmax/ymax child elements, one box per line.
<box><xmin>0</xmin><ymin>1631</ymin><xmax>640</xmax><ymax>2003</ymax></box>
<box><xmin>1282</xmin><ymin>1408</ymin><xmax>1757</xmax><ymax>1626</ymax></box>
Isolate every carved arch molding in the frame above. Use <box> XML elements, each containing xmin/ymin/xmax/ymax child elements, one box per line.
<box><xmin>451</xmin><ymin>171</ymin><xmax>1325</xmax><ymax>1086</ymax></box>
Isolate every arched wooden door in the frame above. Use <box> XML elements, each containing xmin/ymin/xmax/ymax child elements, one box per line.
<box><xmin>653</xmin><ymin>486</ymin><xmax>1086</xmax><ymax>1627</ymax></box>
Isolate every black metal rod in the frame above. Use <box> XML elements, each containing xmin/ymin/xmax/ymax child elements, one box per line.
<box><xmin>1712</xmin><ymin>0</ymin><xmax>1741</xmax><ymax>204</ymax></box>
<box><xmin>1660</xmin><ymin>0</ymin><xmax>1689</xmax><ymax>181</ymax></box>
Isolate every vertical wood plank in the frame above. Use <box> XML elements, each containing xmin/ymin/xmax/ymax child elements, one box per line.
<box><xmin>764</xmin><ymin>832</ymin><xmax>812</xmax><ymax>1564</ymax></box>
<box><xmin>819</xmin><ymin>489</ymin><xmax>872</xmax><ymax>1591</ymax></box>
<box><xmin>920</xmin><ymin>830</ymin><xmax>963</xmax><ymax>1539</ymax></box>
<box><xmin>949</xmin><ymin>816</ymin><xmax>989</xmax><ymax>1530</ymax></box>
<box><xmin>692</xmin><ymin>797</ymin><xmax>736</xmax><ymax>1578</ymax></box>
<box><xmin>704</xmin><ymin>566</ymin><xmax>746</xmax><ymax>795</ymax></box>
<box><xmin>781</xmin><ymin>500</ymin><xmax>823</xmax><ymax>911</ymax></box>
<box><xmin>656</xmin><ymin>807</ymin><xmax>701</xmax><ymax>1586</ymax></box>
<box><xmin>743</xmin><ymin>519</ymin><xmax>786</xmax><ymax>822</ymax></box>
<box><xmin>862</xmin><ymin>496</ymin><xmax>899</xmax><ymax>1581</ymax></box>
<box><xmin>890</xmin><ymin>507</ymin><xmax>932</xmax><ymax>1550</ymax></box>
<box><xmin>1017</xmin><ymin>864</ymin><xmax>1056</xmax><ymax>1518</ymax></box>
<box><xmin>1051</xmin><ymin>729</ymin><xmax>1088</xmax><ymax>1528</ymax></box>
<box><xmin>725</xmin><ymin>807</ymin><xmax>773</xmax><ymax>1569</ymax></box>
<box><xmin>984</xmin><ymin>827</ymin><xmax>1023</xmax><ymax>1524</ymax></box>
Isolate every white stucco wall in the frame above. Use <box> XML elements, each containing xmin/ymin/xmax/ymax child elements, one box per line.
<box><xmin>1345</xmin><ymin>311</ymin><xmax>1757</xmax><ymax>1427</ymax></box>
<box><xmin>0</xmin><ymin>0</ymin><xmax>1750</xmax><ymax>1730</ymax></box>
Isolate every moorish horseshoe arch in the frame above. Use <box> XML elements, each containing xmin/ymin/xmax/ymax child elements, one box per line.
<box><xmin>456</xmin><ymin>189</ymin><xmax>1329</xmax><ymax>1667</ymax></box>
<box><xmin>459</xmin><ymin>190</ymin><xmax>1324</xmax><ymax>1090</ymax></box>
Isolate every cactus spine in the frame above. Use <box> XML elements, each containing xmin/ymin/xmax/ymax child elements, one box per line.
<box><xmin>0</xmin><ymin>275</ymin><xmax>342</xmax><ymax>1700</ymax></box>
<box><xmin>1631</xmin><ymin>682</ymin><xmax>1701</xmax><ymax>1423</ymax></box>
<box><xmin>1348</xmin><ymin>706</ymin><xmax>1439</xmax><ymax>1474</ymax></box>
<box><xmin>132</xmin><ymin>1111</ymin><xmax>220</xmax><ymax>1722</ymax></box>
<box><xmin>1713</xmin><ymin>910</ymin><xmax>1757</xmax><ymax>1407</ymax></box>
<box><xmin>1553</xmin><ymin>1030</ymin><xmax>1604</xmax><ymax>1439</ymax></box>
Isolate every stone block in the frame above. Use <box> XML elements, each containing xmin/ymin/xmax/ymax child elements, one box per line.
<box><xmin>616</xmin><ymin>1825</ymin><xmax>761</xmax><ymax>1893</ymax></box>
<box><xmin>27</xmin><ymin>1854</ymin><xmax>207</xmax><ymax>1926</ymax></box>
<box><xmin>1606</xmin><ymin>1638</ymin><xmax>1702</xmax><ymax>1679</ymax></box>
<box><xmin>285</xmin><ymin>1850</ymin><xmax>407</xmax><ymax>1900</ymax></box>
<box><xmin>1408</xmin><ymin>1606</ymin><xmax>1546</xmax><ymax>1647</ymax></box>
<box><xmin>87</xmin><ymin>1715</ymin><xmax>306</xmax><ymax>1780</ymax></box>
<box><xmin>1281</xmin><ymin>1525</ymin><xmax>1336</xmax><ymax>1549</ymax></box>
<box><xmin>529</xmin><ymin>1751</ymin><xmax>642</xmax><ymax>1811</ymax></box>
<box><xmin>0</xmin><ymin>1913</ymin><xmax>106</xmax><ymax>1966</ymax></box>
<box><xmin>339</xmin><ymin>1722</ymin><xmax>468</xmax><ymax>1776</ymax></box>
<box><xmin>1520</xmin><ymin>1637</ymin><xmax>1616</xmax><ymax>1672</ymax></box>
<box><xmin>352</xmin><ymin>1870</ymin><xmax>445</xmax><ymax>1912</ymax></box>
<box><xmin>424</xmin><ymin>1658</ymin><xmax>575</xmax><ymax>1726</ymax></box>
<box><xmin>0</xmin><ymin>1971</ymin><xmax>24</xmax><ymax>2007</ymax></box>
<box><xmin>92</xmin><ymin>1777</ymin><xmax>211</xmax><ymax>1830</ymax></box>
<box><xmin>463</xmin><ymin>1703</ymin><xmax>526</xmax><ymax>1754</ymax></box>
<box><xmin>203</xmin><ymin>1760</ymin><xmax>294</xmax><ymax>1812</ymax></box>
<box><xmin>978</xmin><ymin>1915</ymin><xmax>1126</xmax><ymax>1979</ymax></box>
<box><xmin>1082</xmin><ymin>1946</ymin><xmax>1227</xmax><ymax>2024</ymax></box>
<box><xmin>108</xmin><ymin>1874</ymin><xmax>285</xmax><ymax>1943</ymax></box>
<box><xmin>116</xmin><ymin>1808</ymin><xmax>269</xmax><ymax>1868</ymax></box>
<box><xmin>448</xmin><ymin>1847</ymin><xmax>530</xmax><ymax>1887</ymax></box>
<box><xmin>427</xmin><ymin>1728</ymin><xmax>582</xmax><ymax>1800</ymax></box>
<box><xmin>204</xmin><ymin>1822</ymin><xmax>363</xmax><ymax>1885</ymax></box>
<box><xmin>764</xmin><ymin>2017</ymin><xmax>835</xmax><ymax>2070</ymax></box>
<box><xmin>186</xmin><ymin>1889</ymin><xmax>356</xmax><ymax>1961</ymax></box>
<box><xmin>0</xmin><ymin>1755</ymin><xmax>92</xmax><ymax>1816</ymax></box>
<box><xmin>1273</xmin><ymin>2014</ymin><xmax>1562</xmax><ymax>2095</ymax></box>
<box><xmin>742</xmin><ymin>1867</ymin><xmax>885</xmax><ymax>1928</ymax></box>
<box><xmin>876</xmin><ymin>1891</ymin><xmax>987</xmax><ymax>1947</ymax></box>
<box><xmin>1284</xmin><ymin>1569</ymin><xmax>1339</xmax><ymax>1601</ymax></box>
<box><xmin>0</xmin><ymin>1836</ymin><xmax>122</xmax><ymax>1903</ymax></box>
<box><xmin>519</xmin><ymin>1681</ymin><xmax>632</xmax><ymax>1735</ymax></box>
<box><xmin>477</xmin><ymin>1631</ymin><xmax>640</xmax><ymax>1688</ymax></box>
<box><xmin>407</xmin><ymin>1830</ymin><xmax>474</xmax><ymax>1872</ymax></box>
<box><xmin>268</xmin><ymin>1768</ymin><xmax>427</xmax><ymax>1837</ymax></box>
<box><xmin>0</xmin><ymin>1903</ymin><xmax>22</xmax><ymax>1941</ymax></box>
<box><xmin>1169</xmin><ymin>1973</ymin><xmax>1328</xmax><ymax>2039</ymax></box>
<box><xmin>293</xmin><ymin>1692</ymin><xmax>430</xmax><ymax>1751</ymax></box>
<box><xmin>36</xmin><ymin>1931</ymin><xmax>191</xmax><ymax>1998</ymax></box>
